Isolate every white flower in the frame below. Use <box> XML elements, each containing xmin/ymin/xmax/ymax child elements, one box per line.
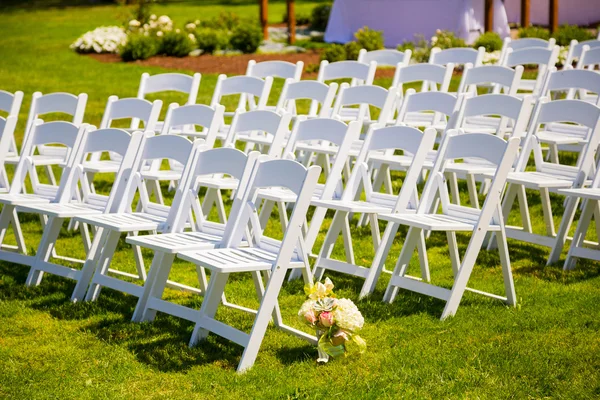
<box><xmin>185</xmin><ymin>23</ymin><xmax>196</xmax><ymax>31</ymax></box>
<box><xmin>129</xmin><ymin>19</ymin><xmax>141</xmax><ymax>27</ymax></box>
<box><xmin>70</xmin><ymin>26</ymin><xmax>127</xmax><ymax>54</ymax></box>
<box><xmin>188</xmin><ymin>33</ymin><xmax>196</xmax><ymax>42</ymax></box>
<box><xmin>175</xmin><ymin>28</ymin><xmax>181</xmax><ymax>33</ymax></box>
<box><xmin>333</xmin><ymin>298</ymin><xmax>364</xmax><ymax>332</ymax></box>
<box><xmin>150</xmin><ymin>14</ymin><xmax>157</xmax><ymax>20</ymax></box>
<box><xmin>194</xmin><ymin>20</ymin><xmax>200</xmax><ymax>25</ymax></box>
<box><xmin>158</xmin><ymin>15</ymin><xmax>171</xmax><ymax>24</ymax></box>
<box><xmin>482</xmin><ymin>50</ymin><xmax>501</xmax><ymax>65</ymax></box>
<box><xmin>431</xmin><ymin>36</ymin><xmax>438</xmax><ymax>44</ymax></box>
<box><xmin>156</xmin><ymin>31</ymin><xmax>163</xmax><ymax>37</ymax></box>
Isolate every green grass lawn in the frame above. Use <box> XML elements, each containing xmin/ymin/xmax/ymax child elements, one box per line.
<box><xmin>1</xmin><ymin>2</ymin><xmax>600</xmax><ymax>399</ymax></box>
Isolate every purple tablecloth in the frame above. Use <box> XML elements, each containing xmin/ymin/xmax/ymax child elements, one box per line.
<box><xmin>324</xmin><ymin>0</ymin><xmax>510</xmax><ymax>47</ymax></box>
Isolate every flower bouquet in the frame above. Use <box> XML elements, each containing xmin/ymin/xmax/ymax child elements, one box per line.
<box><xmin>298</xmin><ymin>278</ymin><xmax>366</xmax><ymax>363</ymax></box>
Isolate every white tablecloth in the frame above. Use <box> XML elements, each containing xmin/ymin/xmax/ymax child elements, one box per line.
<box><xmin>504</xmin><ymin>0</ymin><xmax>600</xmax><ymax>27</ymax></box>
<box><xmin>324</xmin><ymin>0</ymin><xmax>510</xmax><ymax>47</ymax></box>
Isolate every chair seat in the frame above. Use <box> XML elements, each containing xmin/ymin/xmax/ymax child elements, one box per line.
<box><xmin>378</xmin><ymin>212</ymin><xmax>500</xmax><ymax>232</ymax></box>
<box><xmin>5</xmin><ymin>154</ymin><xmax>66</xmax><ymax>166</ymax></box>
<box><xmin>258</xmin><ymin>184</ymin><xmax>325</xmax><ymax>203</ymax></box>
<box><xmin>559</xmin><ymin>187</ymin><xmax>600</xmax><ymax>201</ymax></box>
<box><xmin>312</xmin><ymin>198</ymin><xmax>392</xmax><ymax>214</ymax></box>
<box><xmin>126</xmin><ymin>230</ymin><xmax>223</xmax><ymax>254</ymax></box>
<box><xmin>197</xmin><ymin>176</ymin><xmax>239</xmax><ymax>190</ymax></box>
<box><xmin>444</xmin><ymin>161</ymin><xmax>496</xmax><ymax>175</ymax></box>
<box><xmin>506</xmin><ymin>172</ymin><xmax>574</xmax><ymax>189</ymax></box>
<box><xmin>178</xmin><ymin>247</ymin><xmax>304</xmax><ymax>273</ymax></box>
<box><xmin>17</xmin><ymin>202</ymin><xmax>105</xmax><ymax>218</ymax></box>
<box><xmin>0</xmin><ymin>193</ymin><xmax>53</xmax><ymax>206</ymax></box>
<box><xmin>535</xmin><ymin>130</ymin><xmax>586</xmax><ymax>146</ymax></box>
<box><xmin>75</xmin><ymin>212</ymin><xmax>166</xmax><ymax>232</ymax></box>
<box><xmin>368</xmin><ymin>152</ymin><xmax>436</xmax><ymax>171</ymax></box>
<box><xmin>141</xmin><ymin>169</ymin><xmax>182</xmax><ymax>182</ymax></box>
<box><xmin>82</xmin><ymin>160</ymin><xmax>121</xmax><ymax>174</ymax></box>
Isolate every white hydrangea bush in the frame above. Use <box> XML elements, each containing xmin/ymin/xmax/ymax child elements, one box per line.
<box><xmin>482</xmin><ymin>50</ymin><xmax>502</xmax><ymax>65</ymax></box>
<box><xmin>70</xmin><ymin>26</ymin><xmax>127</xmax><ymax>54</ymax></box>
<box><xmin>128</xmin><ymin>14</ymin><xmax>173</xmax><ymax>37</ymax></box>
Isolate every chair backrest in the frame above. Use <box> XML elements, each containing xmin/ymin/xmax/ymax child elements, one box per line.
<box><xmin>246</xmin><ymin>60</ymin><xmax>304</xmax><ymax>81</ymax></box>
<box><xmin>347</xmin><ymin>124</ymin><xmax>437</xmax><ymax>212</ymax></box>
<box><xmin>210</xmin><ymin>74</ymin><xmax>274</xmax><ymax>113</ymax></box>
<box><xmin>517</xmin><ymin>99</ymin><xmax>600</xmax><ymax>182</ymax></box>
<box><xmin>25</xmin><ymin>92</ymin><xmax>87</xmax><ymax>139</ymax></box>
<box><xmin>456</xmin><ymin>94</ymin><xmax>534</xmax><ymax>139</ymax></box>
<box><xmin>284</xmin><ymin>118</ymin><xmax>361</xmax><ymax>200</ymax></box>
<box><xmin>331</xmin><ymin>84</ymin><xmax>397</xmax><ymax>124</ymax></box>
<box><xmin>0</xmin><ymin>90</ymin><xmax>24</xmax><ymax>117</ymax></box>
<box><xmin>119</xmin><ymin>134</ymin><xmax>196</xmax><ymax>216</ymax></box>
<box><xmin>358</xmin><ymin>49</ymin><xmax>412</xmax><ymax>86</ymax></box>
<box><xmin>317</xmin><ymin>60</ymin><xmax>377</xmax><ymax>86</ymax></box>
<box><xmin>397</xmin><ymin>89</ymin><xmax>462</xmax><ymax>129</ymax></box>
<box><xmin>504</xmin><ymin>46</ymin><xmax>560</xmax><ymax>94</ymax></box>
<box><xmin>170</xmin><ymin>147</ymin><xmax>260</xmax><ymax>233</ymax></box>
<box><xmin>0</xmin><ymin>116</ymin><xmax>18</xmax><ymax>191</ymax></box>
<box><xmin>394</xmin><ymin>63</ymin><xmax>454</xmax><ymax>94</ymax></box>
<box><xmin>421</xmin><ymin>131</ymin><xmax>520</xmax><ymax>228</ymax></box>
<box><xmin>220</xmin><ymin>156</ymin><xmax>321</xmax><ymax>262</ymax></box>
<box><xmin>99</xmin><ymin>96</ymin><xmax>162</xmax><ymax>131</ymax></box>
<box><xmin>137</xmin><ymin>72</ymin><xmax>201</xmax><ymax>105</ymax></box>
<box><xmin>577</xmin><ymin>45</ymin><xmax>600</xmax><ymax>69</ymax></box>
<box><xmin>499</xmin><ymin>37</ymin><xmax>556</xmax><ymax>64</ymax></box>
<box><xmin>541</xmin><ymin>68</ymin><xmax>600</xmax><ymax>104</ymax></box>
<box><xmin>276</xmin><ymin>79</ymin><xmax>338</xmax><ymax>118</ymax></box>
<box><xmin>161</xmin><ymin>103</ymin><xmax>225</xmax><ymax>148</ymax></box>
<box><xmin>9</xmin><ymin>121</ymin><xmax>87</xmax><ymax>197</ymax></box>
<box><xmin>430</xmin><ymin>47</ymin><xmax>485</xmax><ymax>67</ymax></box>
<box><xmin>62</xmin><ymin>128</ymin><xmax>142</xmax><ymax>208</ymax></box>
<box><xmin>565</xmin><ymin>39</ymin><xmax>600</xmax><ymax>67</ymax></box>
<box><xmin>224</xmin><ymin>109</ymin><xmax>292</xmax><ymax>158</ymax></box>
<box><xmin>457</xmin><ymin>65</ymin><xmax>524</xmax><ymax>95</ymax></box>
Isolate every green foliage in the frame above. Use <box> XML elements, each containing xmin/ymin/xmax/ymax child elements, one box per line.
<box><xmin>119</xmin><ymin>33</ymin><xmax>158</xmax><ymax>61</ymax></box>
<box><xmin>518</xmin><ymin>25</ymin><xmax>550</xmax><ymax>40</ymax></box>
<box><xmin>159</xmin><ymin>30</ymin><xmax>195</xmax><ymax>57</ymax></box>
<box><xmin>131</xmin><ymin>0</ymin><xmax>153</xmax><ymax>25</ymax></box>
<box><xmin>194</xmin><ymin>28</ymin><xmax>229</xmax><ymax>54</ymax></box>
<box><xmin>283</xmin><ymin>11</ymin><xmax>311</xmax><ymax>26</ymax></box>
<box><xmin>230</xmin><ymin>23</ymin><xmax>263</xmax><ymax>53</ymax></box>
<box><xmin>311</xmin><ymin>4</ymin><xmax>331</xmax><ymax>31</ymax></box>
<box><xmin>354</xmin><ymin>26</ymin><xmax>384</xmax><ymax>51</ymax></box>
<box><xmin>432</xmin><ymin>30</ymin><xmax>467</xmax><ymax>49</ymax></box>
<box><xmin>200</xmin><ymin>11</ymin><xmax>240</xmax><ymax>31</ymax></box>
<box><xmin>474</xmin><ymin>31</ymin><xmax>503</xmax><ymax>52</ymax></box>
<box><xmin>321</xmin><ymin>43</ymin><xmax>346</xmax><ymax>62</ymax></box>
<box><xmin>344</xmin><ymin>41</ymin><xmax>361</xmax><ymax>60</ymax></box>
<box><xmin>552</xmin><ymin>24</ymin><xmax>595</xmax><ymax>46</ymax></box>
<box><xmin>397</xmin><ymin>35</ymin><xmax>430</xmax><ymax>63</ymax></box>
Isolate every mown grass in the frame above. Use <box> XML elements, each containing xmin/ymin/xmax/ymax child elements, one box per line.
<box><xmin>0</xmin><ymin>2</ymin><xmax>599</xmax><ymax>399</ymax></box>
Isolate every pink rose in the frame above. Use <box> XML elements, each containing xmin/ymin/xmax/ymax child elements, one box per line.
<box><xmin>319</xmin><ymin>311</ymin><xmax>334</xmax><ymax>327</ymax></box>
<box><xmin>304</xmin><ymin>310</ymin><xmax>317</xmax><ymax>325</ymax></box>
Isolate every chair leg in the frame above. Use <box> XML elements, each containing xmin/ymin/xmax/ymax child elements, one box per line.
<box><xmin>383</xmin><ymin>227</ymin><xmax>420</xmax><ymax>303</ymax></box>
<box><xmin>189</xmin><ymin>272</ymin><xmax>230</xmax><ymax>346</ymax></box>
<box><xmin>132</xmin><ymin>252</ymin><xmax>176</xmax><ymax>323</ymax></box>
<box><xmin>564</xmin><ymin>200</ymin><xmax>596</xmax><ymax>270</ymax></box>
<box><xmin>258</xmin><ymin>200</ymin><xmax>275</xmax><ymax>229</ymax></box>
<box><xmin>71</xmin><ymin>227</ymin><xmax>108</xmax><ymax>302</ymax></box>
<box><xmin>313</xmin><ymin>211</ymin><xmax>345</xmax><ymax>281</ymax></box>
<box><xmin>466</xmin><ymin>174</ymin><xmax>480</xmax><ymax>209</ymax></box>
<box><xmin>446</xmin><ymin>231</ymin><xmax>461</xmax><ymax>277</ymax></box>
<box><xmin>361</xmin><ymin>222</ymin><xmax>399</xmax><ymax>298</ymax></box>
<box><xmin>539</xmin><ymin>188</ymin><xmax>556</xmax><ymax>237</ymax></box>
<box><xmin>25</xmin><ymin>216</ymin><xmax>63</xmax><ymax>287</ymax></box>
<box><xmin>496</xmin><ymin>225</ymin><xmax>516</xmax><ymax>306</ymax></box>
<box><xmin>446</xmin><ymin>172</ymin><xmax>461</xmax><ymax>206</ymax></box>
<box><xmin>548</xmin><ymin>196</ymin><xmax>580</xmax><ymax>265</ymax></box>
<box><xmin>84</xmin><ymin>230</ymin><xmax>121</xmax><ymax>302</ymax></box>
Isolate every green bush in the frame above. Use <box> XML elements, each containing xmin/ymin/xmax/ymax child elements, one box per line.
<box><xmin>552</xmin><ymin>24</ymin><xmax>594</xmax><ymax>46</ymax></box>
<box><xmin>200</xmin><ymin>11</ymin><xmax>240</xmax><ymax>31</ymax></box>
<box><xmin>159</xmin><ymin>31</ymin><xmax>195</xmax><ymax>57</ymax></box>
<box><xmin>321</xmin><ymin>43</ymin><xmax>346</xmax><ymax>62</ymax></box>
<box><xmin>432</xmin><ymin>30</ymin><xmax>466</xmax><ymax>49</ymax></box>
<box><xmin>344</xmin><ymin>41</ymin><xmax>361</xmax><ymax>60</ymax></box>
<box><xmin>230</xmin><ymin>23</ymin><xmax>263</xmax><ymax>54</ymax></box>
<box><xmin>120</xmin><ymin>33</ymin><xmax>158</xmax><ymax>61</ymax></box>
<box><xmin>354</xmin><ymin>26</ymin><xmax>384</xmax><ymax>51</ymax></box>
<box><xmin>397</xmin><ymin>35</ymin><xmax>430</xmax><ymax>63</ymax></box>
<box><xmin>283</xmin><ymin>11</ymin><xmax>311</xmax><ymax>26</ymax></box>
<box><xmin>474</xmin><ymin>31</ymin><xmax>503</xmax><ymax>52</ymax></box>
<box><xmin>195</xmin><ymin>28</ymin><xmax>229</xmax><ymax>54</ymax></box>
<box><xmin>518</xmin><ymin>26</ymin><xmax>550</xmax><ymax>40</ymax></box>
<box><xmin>311</xmin><ymin>4</ymin><xmax>331</xmax><ymax>31</ymax></box>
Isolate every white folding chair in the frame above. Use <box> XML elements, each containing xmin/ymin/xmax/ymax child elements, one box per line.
<box><xmin>0</xmin><ymin>90</ymin><xmax>24</xmax><ymax>164</ymax></box>
<box><xmin>577</xmin><ymin>45</ymin><xmax>600</xmax><ymax>71</ymax></box>
<box><xmin>565</xmin><ymin>39</ymin><xmax>600</xmax><ymax>68</ymax></box>
<box><xmin>559</xmin><ymin>171</ymin><xmax>600</xmax><ymax>270</ymax></box>
<box><xmin>5</xmin><ymin>92</ymin><xmax>87</xmax><ymax>185</ymax></box>
<box><xmin>210</xmin><ymin>74</ymin><xmax>274</xmax><ymax>119</ymax></box>
<box><xmin>330</xmin><ymin>83</ymin><xmax>397</xmax><ymax>128</ymax></box>
<box><xmin>316</xmin><ymin>60</ymin><xmax>377</xmax><ymax>86</ymax></box>
<box><xmin>0</xmin><ymin>116</ymin><xmax>18</xmax><ymax>193</ymax></box>
<box><xmin>358</xmin><ymin>49</ymin><xmax>412</xmax><ymax>87</ymax></box>
<box><xmin>128</xmin><ymin>148</ymin><xmax>261</xmax><ymax>322</ymax></box>
<box><xmin>177</xmin><ymin>157</ymin><xmax>321</xmax><ymax>372</ymax></box>
<box><xmin>311</xmin><ymin>124</ymin><xmax>437</xmax><ymax>296</ymax></box>
<box><xmin>498</xmin><ymin>37</ymin><xmax>557</xmax><ymax>65</ymax></box>
<box><xmin>393</xmin><ymin>63</ymin><xmax>454</xmax><ymax>110</ymax></box>
<box><xmin>136</xmin><ymin>72</ymin><xmax>201</xmax><ymax>132</ymax></box>
<box><xmin>0</xmin><ymin>121</ymin><xmax>87</xmax><ymax>266</ymax></box>
<box><xmin>276</xmin><ymin>79</ymin><xmax>338</xmax><ymax>118</ymax></box>
<box><xmin>20</xmin><ymin>129</ymin><xmax>143</xmax><ymax>288</ymax></box>
<box><xmin>503</xmin><ymin>46</ymin><xmax>560</xmax><ymax>96</ymax></box>
<box><xmin>69</xmin><ymin>134</ymin><xmax>200</xmax><ymax>302</ymax></box>
<box><xmin>430</xmin><ymin>47</ymin><xmax>485</xmax><ymax>67</ymax></box>
<box><xmin>457</xmin><ymin>64</ymin><xmax>524</xmax><ymax>95</ymax></box>
<box><xmin>381</xmin><ymin>131</ymin><xmax>520</xmax><ymax>319</ymax></box>
<box><xmin>497</xmin><ymin>100</ymin><xmax>600</xmax><ymax>265</ymax></box>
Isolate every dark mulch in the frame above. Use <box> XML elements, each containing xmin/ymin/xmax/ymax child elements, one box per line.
<box><xmin>87</xmin><ymin>51</ymin><xmax>398</xmax><ymax>79</ymax></box>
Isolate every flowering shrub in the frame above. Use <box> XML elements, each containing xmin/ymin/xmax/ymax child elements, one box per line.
<box><xmin>120</xmin><ymin>33</ymin><xmax>159</xmax><ymax>61</ymax></box>
<box><xmin>344</xmin><ymin>41</ymin><xmax>361</xmax><ymax>60</ymax></box>
<box><xmin>70</xmin><ymin>26</ymin><xmax>127</xmax><ymax>54</ymax></box>
<box><xmin>431</xmin><ymin>29</ymin><xmax>467</xmax><ymax>49</ymax></box>
<box><xmin>482</xmin><ymin>50</ymin><xmax>501</xmax><ymax>65</ymax></box>
<box><xmin>159</xmin><ymin>30</ymin><xmax>196</xmax><ymax>57</ymax></box>
<box><xmin>128</xmin><ymin>14</ymin><xmax>173</xmax><ymax>37</ymax></box>
<box><xmin>474</xmin><ymin>32</ymin><xmax>503</xmax><ymax>52</ymax></box>
<box><xmin>298</xmin><ymin>278</ymin><xmax>366</xmax><ymax>363</ymax></box>
<box><xmin>354</xmin><ymin>26</ymin><xmax>384</xmax><ymax>51</ymax></box>
<box><xmin>321</xmin><ymin>43</ymin><xmax>347</xmax><ymax>62</ymax></box>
